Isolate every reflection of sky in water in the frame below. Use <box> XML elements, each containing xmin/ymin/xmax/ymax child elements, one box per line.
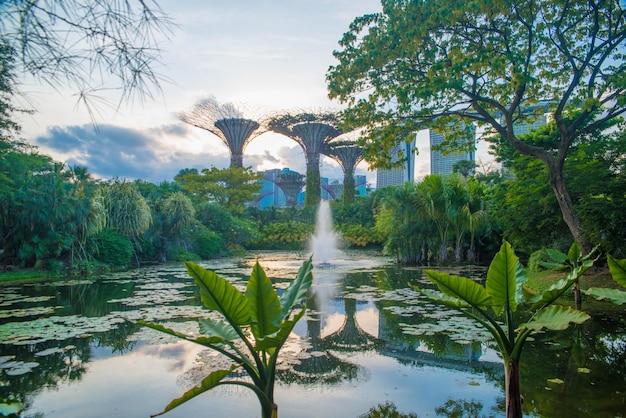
<box><xmin>10</xmin><ymin>251</ymin><xmax>624</xmax><ymax>417</ymax></box>
<box><xmin>27</xmin><ymin>343</ymin><xmax>501</xmax><ymax>418</ymax></box>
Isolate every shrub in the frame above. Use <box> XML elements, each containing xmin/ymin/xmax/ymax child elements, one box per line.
<box><xmin>528</xmin><ymin>248</ymin><xmax>550</xmax><ymax>272</ymax></box>
<box><xmin>90</xmin><ymin>228</ymin><xmax>133</xmax><ymax>267</ymax></box>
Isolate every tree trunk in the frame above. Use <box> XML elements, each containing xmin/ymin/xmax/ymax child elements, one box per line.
<box><xmin>548</xmin><ymin>168</ymin><xmax>591</xmax><ymax>255</ymax></box>
<box><xmin>505</xmin><ymin>360</ymin><xmax>523</xmax><ymax>418</ymax></box>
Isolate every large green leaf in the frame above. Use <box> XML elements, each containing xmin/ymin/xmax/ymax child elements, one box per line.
<box><xmin>185</xmin><ymin>262</ymin><xmax>251</xmax><ymax>325</ymax></box>
<box><xmin>567</xmin><ymin>242</ymin><xmax>582</xmax><ymax>264</ymax></box>
<box><xmin>151</xmin><ymin>364</ymin><xmax>240</xmax><ymax>417</ymax></box>
<box><xmin>199</xmin><ymin>319</ymin><xmax>240</xmax><ymax>342</ymax></box>
<box><xmin>255</xmin><ymin>308</ymin><xmax>306</xmax><ymax>352</ymax></box>
<box><xmin>529</xmin><ymin>264</ymin><xmax>586</xmax><ymax>310</ymax></box>
<box><xmin>583</xmin><ymin>288</ymin><xmax>626</xmax><ymax>305</ymax></box>
<box><xmin>140</xmin><ymin>321</ymin><xmax>230</xmax><ymax>347</ymax></box>
<box><xmin>519</xmin><ymin>305</ymin><xmax>590</xmax><ymax>331</ymax></box>
<box><xmin>546</xmin><ymin>248</ymin><xmax>569</xmax><ymax>265</ymax></box>
<box><xmin>607</xmin><ymin>255</ymin><xmax>626</xmax><ymax>288</ymax></box>
<box><xmin>423</xmin><ymin>270</ymin><xmax>492</xmax><ymax>308</ymax></box>
<box><xmin>486</xmin><ymin>241</ymin><xmax>524</xmax><ymax>315</ymax></box>
<box><xmin>246</xmin><ymin>261</ymin><xmax>282</xmax><ymax>340</ymax></box>
<box><xmin>415</xmin><ymin>287</ymin><xmax>471</xmax><ymax>309</ymax></box>
<box><xmin>279</xmin><ymin>257</ymin><xmax>313</xmax><ymax>317</ymax></box>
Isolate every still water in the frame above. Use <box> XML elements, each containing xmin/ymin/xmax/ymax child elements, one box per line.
<box><xmin>1</xmin><ymin>250</ymin><xmax>624</xmax><ymax>417</ymax></box>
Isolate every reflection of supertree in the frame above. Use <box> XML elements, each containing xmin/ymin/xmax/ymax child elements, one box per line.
<box><xmin>274</xmin><ymin>170</ymin><xmax>305</xmax><ymax>207</ymax></box>
<box><xmin>277</xmin><ymin>290</ymin><xmax>361</xmax><ymax>385</ymax></box>
<box><xmin>324</xmin><ymin>137</ymin><xmax>364</xmax><ymax>204</ymax></box>
<box><xmin>179</xmin><ymin>96</ymin><xmax>269</xmax><ymax>167</ymax></box>
<box><xmin>269</xmin><ymin>112</ymin><xmax>343</xmax><ymax>207</ymax></box>
<box><xmin>324</xmin><ymin>297</ymin><xmax>382</xmax><ymax>351</ymax></box>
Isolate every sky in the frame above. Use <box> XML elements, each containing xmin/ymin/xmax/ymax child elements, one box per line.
<box><xmin>15</xmin><ymin>0</ymin><xmax>494</xmax><ymax>187</ymax></box>
<box><xmin>14</xmin><ymin>0</ymin><xmax>383</xmax><ymax>186</ymax></box>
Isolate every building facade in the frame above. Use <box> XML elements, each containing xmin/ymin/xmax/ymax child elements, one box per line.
<box><xmin>429</xmin><ymin>124</ymin><xmax>476</xmax><ymax>175</ymax></box>
<box><xmin>376</xmin><ymin>136</ymin><xmax>417</xmax><ymax>188</ymax></box>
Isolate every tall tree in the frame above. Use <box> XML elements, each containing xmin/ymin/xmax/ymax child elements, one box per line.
<box><xmin>179</xmin><ymin>97</ymin><xmax>269</xmax><ymax>168</ymax></box>
<box><xmin>175</xmin><ymin>166</ymin><xmax>263</xmax><ymax>212</ymax></box>
<box><xmin>269</xmin><ymin>112</ymin><xmax>343</xmax><ymax>207</ymax></box>
<box><xmin>327</xmin><ymin>0</ymin><xmax>626</xmax><ymax>254</ymax></box>
<box><xmin>1</xmin><ymin>0</ymin><xmax>174</xmax><ymax>112</ymax></box>
<box><xmin>324</xmin><ymin>139</ymin><xmax>364</xmax><ymax>204</ymax></box>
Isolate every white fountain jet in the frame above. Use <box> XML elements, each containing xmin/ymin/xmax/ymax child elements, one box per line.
<box><xmin>309</xmin><ymin>200</ymin><xmax>341</xmax><ymax>265</ymax></box>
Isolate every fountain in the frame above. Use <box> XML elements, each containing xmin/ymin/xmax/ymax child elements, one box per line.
<box><xmin>309</xmin><ymin>200</ymin><xmax>341</xmax><ymax>265</ymax></box>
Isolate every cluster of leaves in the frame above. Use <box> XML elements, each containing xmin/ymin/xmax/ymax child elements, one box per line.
<box><xmin>488</xmin><ymin>121</ymin><xmax>626</xmax><ymax>257</ymax></box>
<box><xmin>339</xmin><ymin>224</ymin><xmax>381</xmax><ymax>248</ymax></box>
<box><xmin>373</xmin><ymin>174</ymin><xmax>493</xmax><ymax>264</ymax></box>
<box><xmin>142</xmin><ymin>258</ymin><xmax>314</xmax><ymax>418</ymax></box>
<box><xmin>417</xmin><ymin>241</ymin><xmax>592</xmax><ymax>417</ymax></box>
<box><xmin>256</xmin><ymin>221</ymin><xmax>313</xmax><ymax>247</ymax></box>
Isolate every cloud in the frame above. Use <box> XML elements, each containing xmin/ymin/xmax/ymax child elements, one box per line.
<box><xmin>32</xmin><ymin>121</ymin><xmax>376</xmax><ymax>186</ymax></box>
<box><xmin>34</xmin><ymin>124</ymin><xmax>230</xmax><ymax>183</ymax></box>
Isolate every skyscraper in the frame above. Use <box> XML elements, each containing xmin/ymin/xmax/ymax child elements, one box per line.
<box><xmin>429</xmin><ymin>123</ymin><xmax>476</xmax><ymax>175</ymax></box>
<box><xmin>375</xmin><ymin>136</ymin><xmax>417</xmax><ymax>188</ymax></box>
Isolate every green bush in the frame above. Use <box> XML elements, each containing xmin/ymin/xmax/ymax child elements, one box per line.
<box><xmin>528</xmin><ymin>248</ymin><xmax>550</xmax><ymax>272</ymax></box>
<box><xmin>339</xmin><ymin>224</ymin><xmax>383</xmax><ymax>247</ymax></box>
<box><xmin>185</xmin><ymin>223</ymin><xmax>225</xmax><ymax>259</ymax></box>
<box><xmin>254</xmin><ymin>221</ymin><xmax>313</xmax><ymax>249</ymax></box>
<box><xmin>91</xmin><ymin>228</ymin><xmax>133</xmax><ymax>267</ymax></box>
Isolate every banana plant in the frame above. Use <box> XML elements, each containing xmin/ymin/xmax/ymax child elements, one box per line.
<box><xmin>414</xmin><ymin>241</ymin><xmax>591</xmax><ymax>418</ymax></box>
<box><xmin>141</xmin><ymin>258</ymin><xmax>314</xmax><ymax>418</ymax></box>
<box><xmin>541</xmin><ymin>242</ymin><xmax>598</xmax><ymax>308</ymax></box>
<box><xmin>584</xmin><ymin>255</ymin><xmax>626</xmax><ymax>305</ymax></box>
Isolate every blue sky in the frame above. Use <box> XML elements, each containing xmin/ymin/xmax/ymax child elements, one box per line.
<box><xmin>16</xmin><ymin>0</ymin><xmax>384</xmax><ymax>185</ymax></box>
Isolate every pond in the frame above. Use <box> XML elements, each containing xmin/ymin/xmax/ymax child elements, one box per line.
<box><xmin>1</xmin><ymin>250</ymin><xmax>625</xmax><ymax>418</ymax></box>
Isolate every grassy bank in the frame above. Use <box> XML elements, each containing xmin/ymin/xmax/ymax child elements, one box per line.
<box><xmin>0</xmin><ymin>269</ymin><xmax>53</xmax><ymax>285</ymax></box>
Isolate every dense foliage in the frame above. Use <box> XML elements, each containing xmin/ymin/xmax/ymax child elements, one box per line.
<box><xmin>327</xmin><ymin>0</ymin><xmax>626</xmax><ymax>254</ymax></box>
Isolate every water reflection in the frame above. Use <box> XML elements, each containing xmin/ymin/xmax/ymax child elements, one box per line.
<box><xmin>1</xmin><ymin>251</ymin><xmax>625</xmax><ymax>417</ymax></box>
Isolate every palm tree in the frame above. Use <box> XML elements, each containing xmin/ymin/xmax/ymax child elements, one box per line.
<box><xmin>104</xmin><ymin>180</ymin><xmax>151</xmax><ymax>265</ymax></box>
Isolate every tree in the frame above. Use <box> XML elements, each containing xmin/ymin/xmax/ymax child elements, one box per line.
<box><xmin>175</xmin><ymin>166</ymin><xmax>263</xmax><ymax>212</ymax></box>
<box><xmin>142</xmin><ymin>258</ymin><xmax>314</xmax><ymax>418</ymax></box>
<box><xmin>1</xmin><ymin>0</ymin><xmax>175</xmax><ymax>112</ymax></box>
<box><xmin>179</xmin><ymin>97</ymin><xmax>269</xmax><ymax>168</ymax></box>
<box><xmin>452</xmin><ymin>160</ymin><xmax>476</xmax><ymax>178</ymax></box>
<box><xmin>327</xmin><ymin>0</ymin><xmax>626</xmax><ymax>254</ymax></box>
<box><xmin>268</xmin><ymin>112</ymin><xmax>343</xmax><ymax>207</ymax></box>
<box><xmin>104</xmin><ymin>180</ymin><xmax>151</xmax><ymax>264</ymax></box>
<box><xmin>324</xmin><ymin>139</ymin><xmax>364</xmax><ymax>204</ymax></box>
<box><xmin>488</xmin><ymin>121</ymin><xmax>626</xmax><ymax>257</ymax></box>
<box><xmin>416</xmin><ymin>241</ymin><xmax>591</xmax><ymax>418</ymax></box>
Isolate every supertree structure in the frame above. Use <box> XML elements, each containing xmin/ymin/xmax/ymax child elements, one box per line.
<box><xmin>268</xmin><ymin>111</ymin><xmax>342</xmax><ymax>207</ymax></box>
<box><xmin>179</xmin><ymin>96</ymin><xmax>269</xmax><ymax>167</ymax></box>
<box><xmin>324</xmin><ymin>135</ymin><xmax>364</xmax><ymax>204</ymax></box>
<box><xmin>275</xmin><ymin>170</ymin><xmax>305</xmax><ymax>207</ymax></box>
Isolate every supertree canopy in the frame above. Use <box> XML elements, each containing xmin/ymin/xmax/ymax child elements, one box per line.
<box><xmin>324</xmin><ymin>135</ymin><xmax>364</xmax><ymax>204</ymax></box>
<box><xmin>179</xmin><ymin>96</ymin><xmax>269</xmax><ymax>167</ymax></box>
<box><xmin>269</xmin><ymin>111</ymin><xmax>343</xmax><ymax>207</ymax></box>
<box><xmin>275</xmin><ymin>170</ymin><xmax>305</xmax><ymax>207</ymax></box>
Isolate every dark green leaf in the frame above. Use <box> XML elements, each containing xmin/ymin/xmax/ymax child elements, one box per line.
<box><xmin>519</xmin><ymin>305</ymin><xmax>590</xmax><ymax>331</ymax></box>
<box><xmin>185</xmin><ymin>262</ymin><xmax>251</xmax><ymax>325</ymax></box>
<box><xmin>486</xmin><ymin>241</ymin><xmax>525</xmax><ymax>314</ymax></box>
<box><xmin>246</xmin><ymin>261</ymin><xmax>282</xmax><ymax>340</ymax></box>
<box><xmin>583</xmin><ymin>288</ymin><xmax>626</xmax><ymax>305</ymax></box>
<box><xmin>279</xmin><ymin>257</ymin><xmax>313</xmax><ymax>317</ymax></box>
<box><xmin>607</xmin><ymin>255</ymin><xmax>626</xmax><ymax>288</ymax></box>
<box><xmin>198</xmin><ymin>319</ymin><xmax>240</xmax><ymax>342</ymax></box>
<box><xmin>423</xmin><ymin>270</ymin><xmax>492</xmax><ymax>308</ymax></box>
<box><xmin>151</xmin><ymin>365</ymin><xmax>240</xmax><ymax>417</ymax></box>
<box><xmin>529</xmin><ymin>264</ymin><xmax>586</xmax><ymax>310</ymax></box>
<box><xmin>255</xmin><ymin>308</ymin><xmax>306</xmax><ymax>352</ymax></box>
